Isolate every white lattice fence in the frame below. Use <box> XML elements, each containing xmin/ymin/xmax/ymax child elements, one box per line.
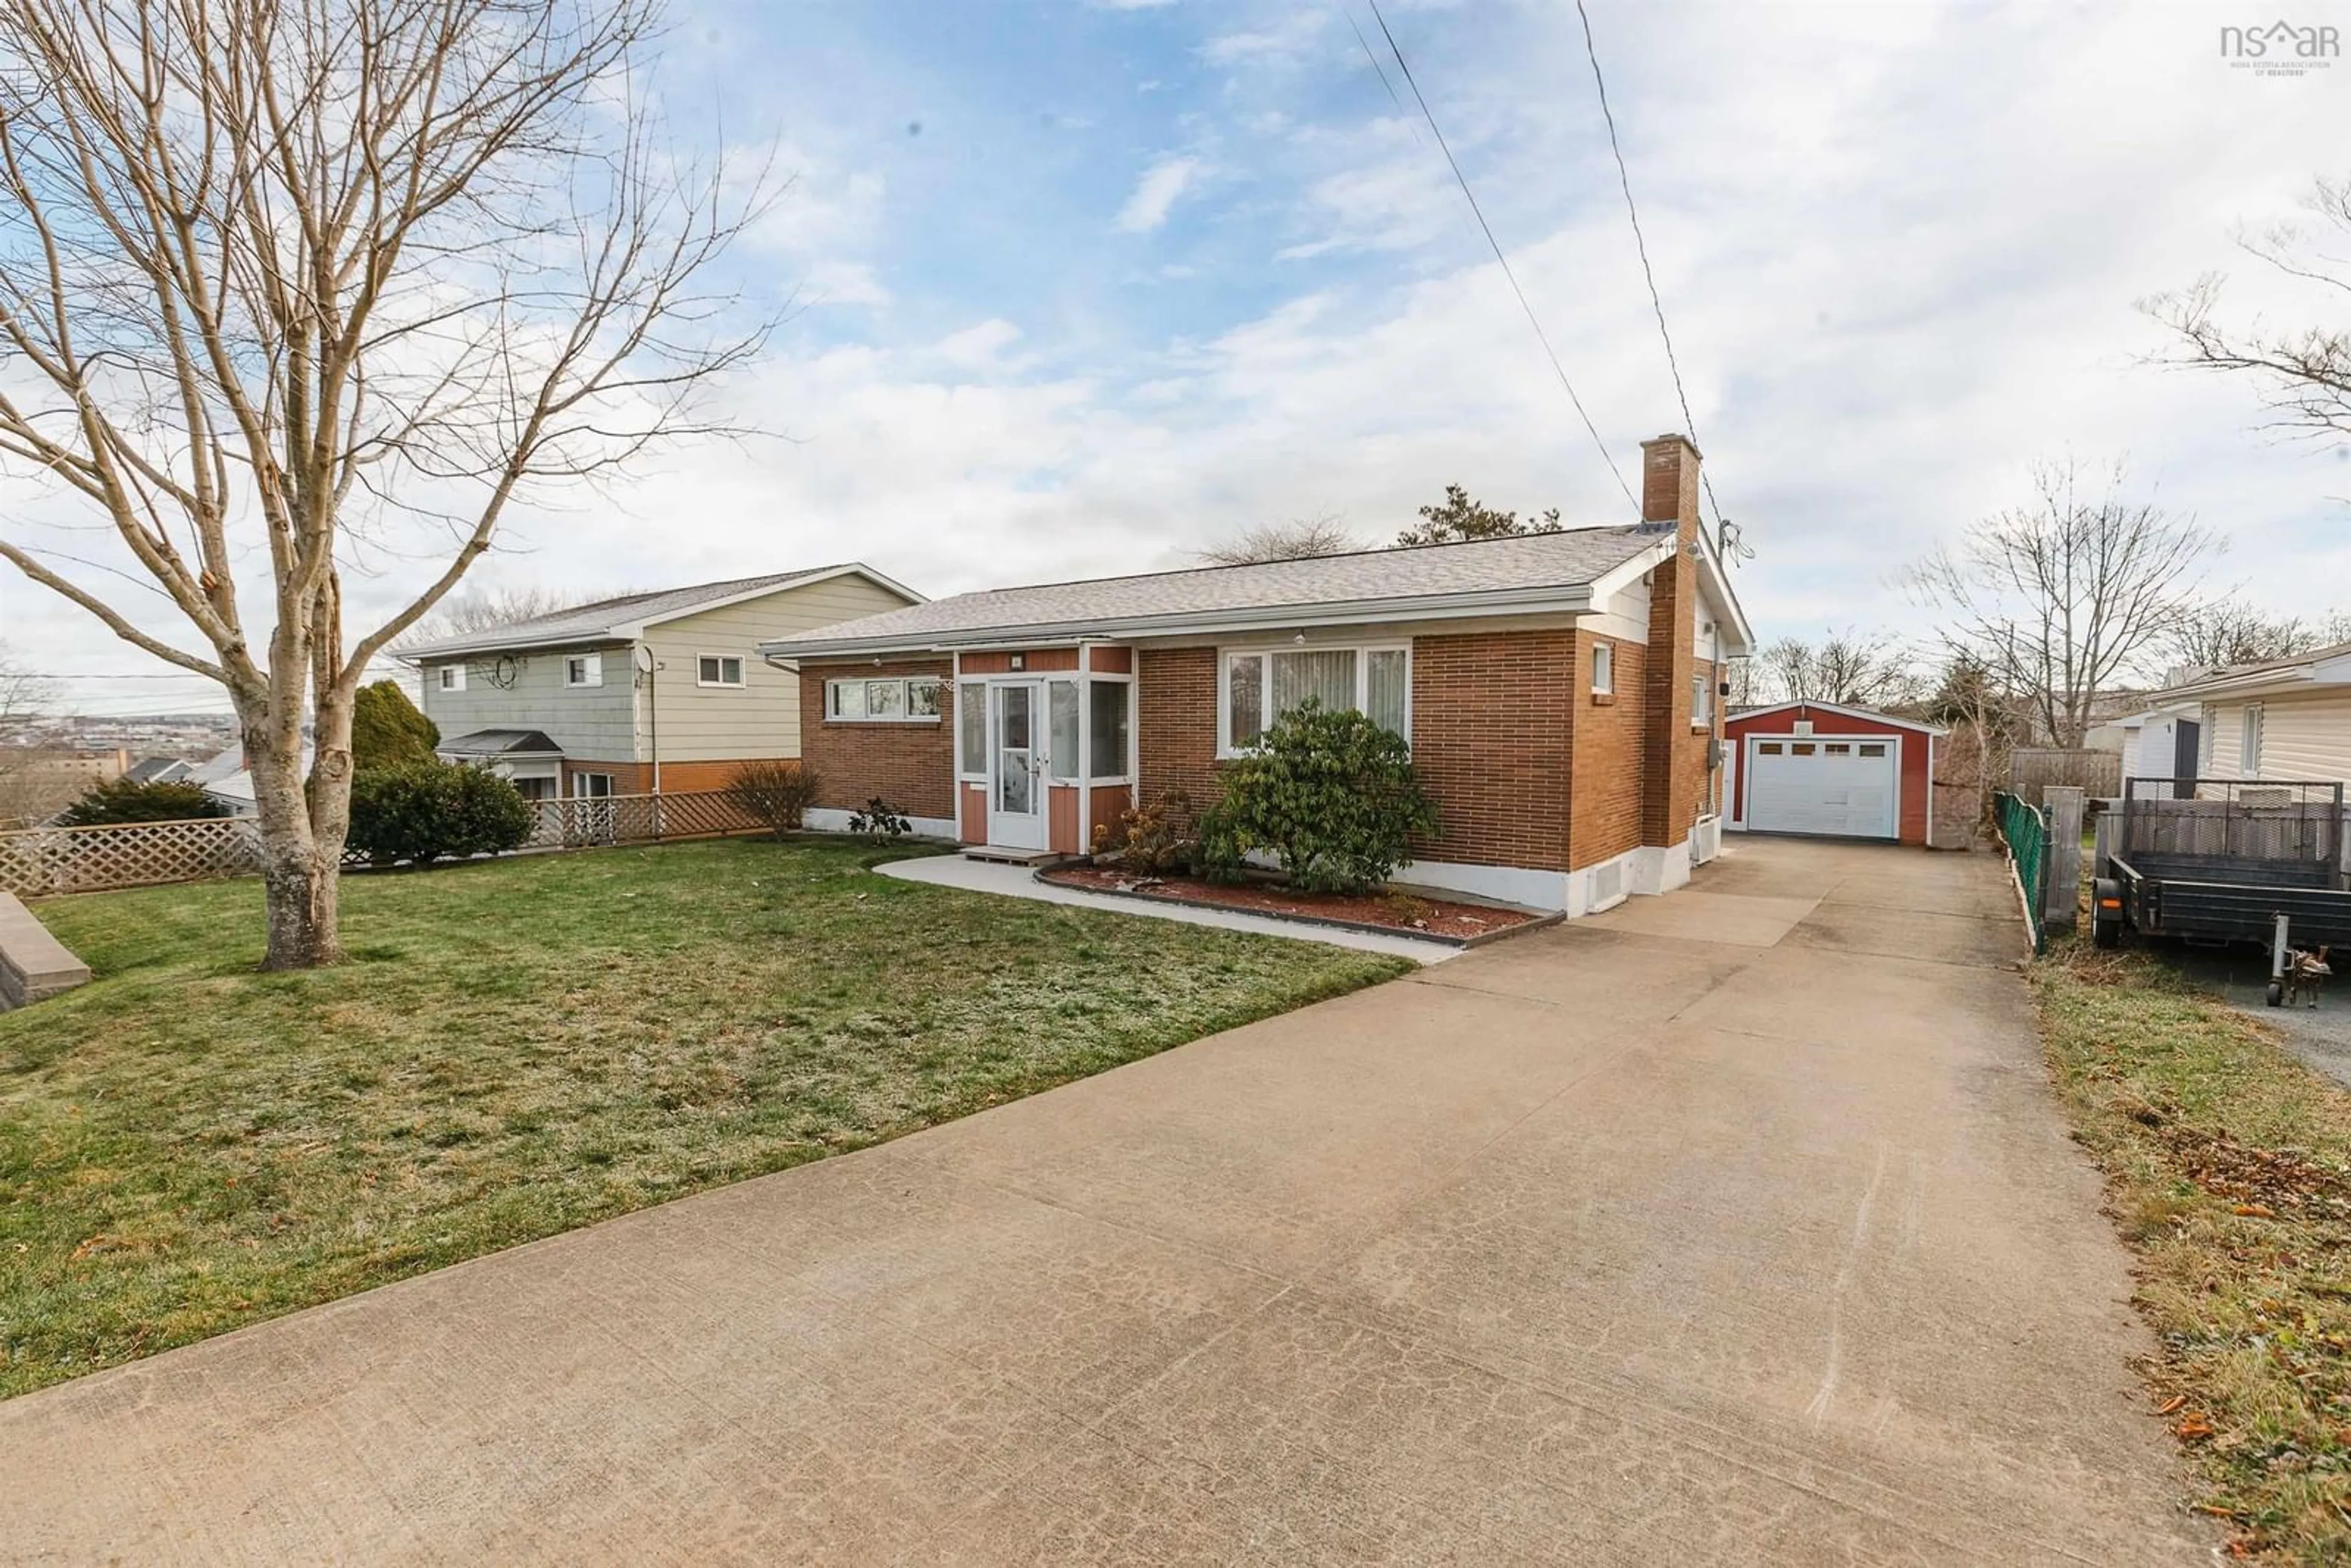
<box><xmin>1</xmin><ymin>789</ymin><xmax>772</xmax><ymax>897</ymax></box>
<box><xmin>0</xmin><ymin>816</ymin><xmax>263</xmax><ymax>896</ymax></box>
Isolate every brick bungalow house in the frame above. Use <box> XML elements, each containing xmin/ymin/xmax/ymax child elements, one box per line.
<box><xmin>761</xmin><ymin>435</ymin><xmax>1752</xmax><ymax>915</ymax></box>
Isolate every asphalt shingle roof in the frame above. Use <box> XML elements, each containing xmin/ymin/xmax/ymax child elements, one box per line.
<box><xmin>762</xmin><ymin>526</ymin><xmax>1662</xmax><ymax>656</ymax></box>
<box><xmin>438</xmin><ymin>729</ymin><xmax>564</xmax><ymax>757</ymax></box>
<box><xmin>403</xmin><ymin>566</ymin><xmax>864</xmax><ymax>659</ymax></box>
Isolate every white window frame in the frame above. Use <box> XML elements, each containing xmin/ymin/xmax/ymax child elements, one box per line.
<box><xmin>2240</xmin><ymin>703</ymin><xmax>2264</xmax><ymax>776</ymax></box>
<box><xmin>1216</xmin><ymin>642</ymin><xmax>1411</xmax><ymax>757</ymax></box>
<box><xmin>570</xmin><ymin>771</ymin><xmax>615</xmax><ymax>799</ymax></box>
<box><xmin>1591</xmin><ymin>640</ymin><xmax>1613</xmax><ymax>696</ymax></box>
<box><xmin>696</xmin><ymin>653</ymin><xmax>746</xmax><ymax>688</ymax></box>
<box><xmin>1690</xmin><ymin>667</ymin><xmax>1714</xmax><ymax>728</ymax></box>
<box><xmin>956</xmin><ymin>681</ymin><xmax>988</xmax><ymax>781</ymax></box>
<box><xmin>1085</xmin><ymin>673</ymin><xmax>1135</xmax><ymax>784</ymax></box>
<box><xmin>827</xmin><ymin>675</ymin><xmax>943</xmax><ymax>724</ymax></box>
<box><xmin>436</xmin><ymin>663</ymin><xmax>466</xmax><ymax>692</ymax></box>
<box><xmin>564</xmin><ymin>653</ymin><xmax>602</xmax><ymax>688</ymax></box>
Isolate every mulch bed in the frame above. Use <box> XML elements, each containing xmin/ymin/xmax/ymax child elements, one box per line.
<box><xmin>1040</xmin><ymin>865</ymin><xmax>1544</xmax><ymax>943</ymax></box>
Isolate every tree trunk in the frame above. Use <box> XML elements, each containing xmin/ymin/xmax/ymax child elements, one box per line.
<box><xmin>243</xmin><ymin>696</ymin><xmax>354</xmax><ymax>972</ymax></box>
<box><xmin>259</xmin><ymin>839</ymin><xmax>342</xmax><ymax>970</ymax></box>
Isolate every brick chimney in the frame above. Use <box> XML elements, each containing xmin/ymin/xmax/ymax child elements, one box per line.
<box><xmin>1640</xmin><ymin>432</ymin><xmax>1701</xmax><ymax>542</ymax></box>
<box><xmin>1640</xmin><ymin>433</ymin><xmax>1706</xmax><ymax>849</ymax></box>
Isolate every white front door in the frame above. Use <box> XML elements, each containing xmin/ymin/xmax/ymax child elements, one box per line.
<box><xmin>989</xmin><ymin>680</ymin><xmax>1048</xmax><ymax>850</ymax></box>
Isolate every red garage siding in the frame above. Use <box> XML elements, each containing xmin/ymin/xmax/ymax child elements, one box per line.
<box><xmin>1725</xmin><ymin>703</ymin><xmax>1937</xmax><ymax>846</ymax></box>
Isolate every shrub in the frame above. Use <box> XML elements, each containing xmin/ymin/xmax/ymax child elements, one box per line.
<box><xmin>347</xmin><ymin>762</ymin><xmax>533</xmax><ymax>867</ymax></box>
<box><xmin>59</xmin><ymin>778</ymin><xmax>230</xmax><ymax>825</ymax></box>
<box><xmin>350</xmin><ymin>680</ymin><xmax>440</xmax><ymax>770</ymax></box>
<box><xmin>1089</xmin><ymin>789</ymin><xmax>1195</xmax><ymax>876</ymax></box>
<box><xmin>726</xmin><ymin>759</ymin><xmax>818</xmax><ymax>839</ymax></box>
<box><xmin>846</xmin><ymin>797</ymin><xmax>912</xmax><ymax>843</ymax></box>
<box><xmin>1204</xmin><ymin>699</ymin><xmax>1437</xmax><ymax>895</ymax></box>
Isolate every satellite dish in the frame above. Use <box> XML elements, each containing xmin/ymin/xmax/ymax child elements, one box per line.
<box><xmin>633</xmin><ymin>645</ymin><xmax>656</xmax><ymax>675</ymax></box>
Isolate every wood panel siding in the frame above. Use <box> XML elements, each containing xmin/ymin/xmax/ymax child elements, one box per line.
<box><xmin>958</xmin><ymin>648</ymin><xmax>1081</xmax><ymax>674</ymax></box>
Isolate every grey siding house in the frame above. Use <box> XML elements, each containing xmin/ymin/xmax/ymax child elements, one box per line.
<box><xmin>402</xmin><ymin>565</ymin><xmax>923</xmax><ymax>798</ymax></box>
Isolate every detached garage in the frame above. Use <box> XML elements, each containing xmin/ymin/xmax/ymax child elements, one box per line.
<box><xmin>1725</xmin><ymin>701</ymin><xmax>1943</xmax><ymax>846</ymax></box>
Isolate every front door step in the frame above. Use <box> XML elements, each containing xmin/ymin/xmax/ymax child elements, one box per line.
<box><xmin>960</xmin><ymin>845</ymin><xmax>1062</xmax><ymax>867</ymax></box>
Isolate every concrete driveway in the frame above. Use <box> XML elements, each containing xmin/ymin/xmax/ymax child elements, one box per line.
<box><xmin>0</xmin><ymin>838</ymin><xmax>2207</xmax><ymax>1565</ymax></box>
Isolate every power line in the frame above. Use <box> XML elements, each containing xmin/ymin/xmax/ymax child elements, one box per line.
<box><xmin>1362</xmin><ymin>0</ymin><xmax>1638</xmax><ymax>515</ymax></box>
<box><xmin>1571</xmin><ymin>0</ymin><xmax>1738</xmax><ymax>549</ymax></box>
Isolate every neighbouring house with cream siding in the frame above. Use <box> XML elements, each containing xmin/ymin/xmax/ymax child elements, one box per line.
<box><xmin>639</xmin><ymin>574</ymin><xmax>916</xmax><ymax>767</ymax></box>
<box><xmin>403</xmin><ymin>564</ymin><xmax>923</xmax><ymax>798</ymax></box>
<box><xmin>2148</xmin><ymin>640</ymin><xmax>2351</xmax><ymax>797</ymax></box>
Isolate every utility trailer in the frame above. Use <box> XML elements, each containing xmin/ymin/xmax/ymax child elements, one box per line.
<box><xmin>2094</xmin><ymin>778</ymin><xmax>2351</xmax><ymax>1007</ymax></box>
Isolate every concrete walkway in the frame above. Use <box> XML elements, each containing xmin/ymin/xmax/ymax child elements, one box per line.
<box><xmin>0</xmin><ymin>839</ymin><xmax>2206</xmax><ymax>1564</ymax></box>
<box><xmin>878</xmin><ymin>852</ymin><xmax>1463</xmax><ymax>964</ymax></box>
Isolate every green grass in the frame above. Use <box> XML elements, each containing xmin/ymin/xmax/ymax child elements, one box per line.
<box><xmin>0</xmin><ymin>838</ymin><xmax>1408</xmax><ymax>1400</ymax></box>
<box><xmin>2034</xmin><ymin>940</ymin><xmax>2351</xmax><ymax>1562</ymax></box>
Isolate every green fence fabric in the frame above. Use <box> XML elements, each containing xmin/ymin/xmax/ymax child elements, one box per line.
<box><xmin>1993</xmin><ymin>790</ymin><xmax>2049</xmax><ymax>954</ymax></box>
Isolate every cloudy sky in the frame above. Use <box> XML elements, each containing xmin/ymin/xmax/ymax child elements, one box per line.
<box><xmin>4</xmin><ymin>0</ymin><xmax>2350</xmax><ymax>717</ymax></box>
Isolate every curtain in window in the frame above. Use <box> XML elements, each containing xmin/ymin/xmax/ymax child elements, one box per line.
<box><xmin>958</xmin><ymin>683</ymin><xmax>986</xmax><ymax>774</ymax></box>
<box><xmin>1089</xmin><ymin>681</ymin><xmax>1130</xmax><ymax>778</ymax></box>
<box><xmin>1048</xmin><ymin>680</ymin><xmax>1080</xmax><ymax>781</ymax></box>
<box><xmin>1228</xmin><ymin>654</ymin><xmax>1264</xmax><ymax>748</ymax></box>
<box><xmin>1365</xmin><ymin>650</ymin><xmax>1408</xmax><ymax>736</ymax></box>
<box><xmin>1271</xmin><ymin>649</ymin><xmax>1355</xmax><ymax>720</ymax></box>
<box><xmin>833</xmin><ymin>681</ymin><xmax>867</xmax><ymax>719</ymax></box>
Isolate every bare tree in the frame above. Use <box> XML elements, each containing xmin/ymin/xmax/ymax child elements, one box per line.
<box><xmin>1198</xmin><ymin>514</ymin><xmax>1360</xmax><ymax>567</ymax></box>
<box><xmin>1907</xmin><ymin>459</ymin><xmax>2219</xmax><ymax>747</ymax></box>
<box><xmin>2165</xmin><ymin>600</ymin><xmax>2328</xmax><ymax>671</ymax></box>
<box><xmin>2145</xmin><ymin>176</ymin><xmax>2351</xmax><ymax>448</ymax></box>
<box><xmin>0</xmin><ymin>0</ymin><xmax>768</xmax><ymax>967</ymax></box>
<box><xmin>1752</xmin><ymin>628</ymin><xmax>1919</xmax><ymax>709</ymax></box>
<box><xmin>404</xmin><ymin>583</ymin><xmax>613</xmax><ymax>642</ymax></box>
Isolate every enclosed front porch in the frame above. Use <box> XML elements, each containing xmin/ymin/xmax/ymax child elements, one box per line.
<box><xmin>949</xmin><ymin>644</ymin><xmax>1134</xmax><ymax>858</ymax></box>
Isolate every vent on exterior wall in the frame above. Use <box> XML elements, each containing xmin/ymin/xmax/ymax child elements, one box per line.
<box><xmin>1589</xmin><ymin>861</ymin><xmax>1624</xmax><ymax>909</ymax></box>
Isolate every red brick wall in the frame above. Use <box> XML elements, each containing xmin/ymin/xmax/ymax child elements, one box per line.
<box><xmin>1407</xmin><ymin>630</ymin><xmax>1573</xmax><ymax>871</ymax></box>
<box><xmin>798</xmin><ymin>658</ymin><xmax>956</xmax><ymax>820</ymax></box>
<box><xmin>1136</xmin><ymin>647</ymin><xmax>1221</xmax><ymax>814</ymax></box>
<box><xmin>1568</xmin><ymin>632</ymin><xmax>1648</xmax><ymax>870</ymax></box>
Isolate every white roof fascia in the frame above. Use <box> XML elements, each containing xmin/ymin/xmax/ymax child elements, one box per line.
<box><xmin>1729</xmin><ymin>699</ymin><xmax>1948</xmax><ymax>736</ymax></box>
<box><xmin>632</xmin><ymin>564</ymin><xmax>927</xmax><ymax>633</ymax></box>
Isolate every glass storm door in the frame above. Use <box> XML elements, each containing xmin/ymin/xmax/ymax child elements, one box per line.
<box><xmin>990</xmin><ymin>681</ymin><xmax>1048</xmax><ymax>850</ymax></box>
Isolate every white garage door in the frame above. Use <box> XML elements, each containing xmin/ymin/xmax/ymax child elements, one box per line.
<box><xmin>1745</xmin><ymin>737</ymin><xmax>1898</xmax><ymax>839</ymax></box>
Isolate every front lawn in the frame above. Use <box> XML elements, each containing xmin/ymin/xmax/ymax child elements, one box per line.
<box><xmin>0</xmin><ymin>838</ymin><xmax>1408</xmax><ymax>1400</ymax></box>
<box><xmin>2036</xmin><ymin>940</ymin><xmax>2351</xmax><ymax>1563</ymax></box>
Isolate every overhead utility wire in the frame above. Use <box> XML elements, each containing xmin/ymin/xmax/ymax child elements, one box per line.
<box><xmin>1571</xmin><ymin>0</ymin><xmax>1741</xmax><ymax>553</ymax></box>
<box><xmin>1363</xmin><ymin>0</ymin><xmax>1638</xmax><ymax>514</ymax></box>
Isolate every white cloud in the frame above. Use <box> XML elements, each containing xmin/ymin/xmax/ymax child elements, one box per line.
<box><xmin>1114</xmin><ymin>154</ymin><xmax>1204</xmax><ymax>233</ymax></box>
<box><xmin>935</xmin><ymin>318</ymin><xmax>1024</xmax><ymax>369</ymax></box>
<box><xmin>800</xmin><ymin>260</ymin><xmax>892</xmax><ymax>308</ymax></box>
